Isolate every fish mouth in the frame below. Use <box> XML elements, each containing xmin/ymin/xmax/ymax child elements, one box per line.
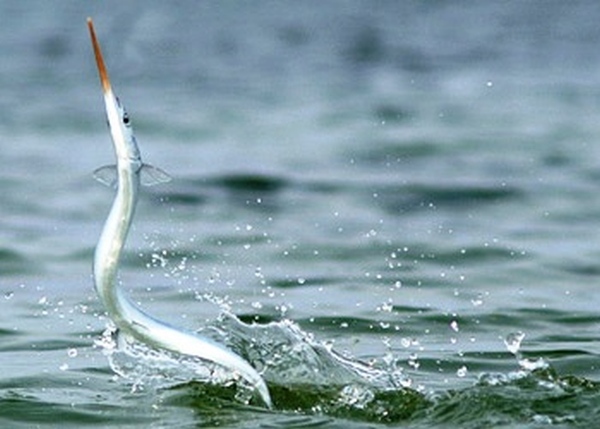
<box><xmin>87</xmin><ymin>17</ymin><xmax>112</xmax><ymax>94</ymax></box>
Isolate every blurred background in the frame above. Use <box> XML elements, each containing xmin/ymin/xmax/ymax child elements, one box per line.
<box><xmin>2</xmin><ymin>1</ymin><xmax>600</xmax><ymax>427</ymax></box>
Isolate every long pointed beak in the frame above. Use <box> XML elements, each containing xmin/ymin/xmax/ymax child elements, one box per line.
<box><xmin>87</xmin><ymin>18</ymin><xmax>112</xmax><ymax>94</ymax></box>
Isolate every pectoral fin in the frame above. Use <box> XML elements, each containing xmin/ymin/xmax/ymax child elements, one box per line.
<box><xmin>140</xmin><ymin>164</ymin><xmax>171</xmax><ymax>186</ymax></box>
<box><xmin>93</xmin><ymin>165</ymin><xmax>118</xmax><ymax>187</ymax></box>
<box><xmin>93</xmin><ymin>163</ymin><xmax>171</xmax><ymax>187</ymax></box>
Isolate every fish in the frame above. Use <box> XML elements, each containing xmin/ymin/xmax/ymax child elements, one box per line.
<box><xmin>87</xmin><ymin>17</ymin><xmax>271</xmax><ymax>408</ymax></box>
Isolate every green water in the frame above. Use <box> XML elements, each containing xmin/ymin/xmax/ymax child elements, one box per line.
<box><xmin>2</xmin><ymin>1</ymin><xmax>600</xmax><ymax>427</ymax></box>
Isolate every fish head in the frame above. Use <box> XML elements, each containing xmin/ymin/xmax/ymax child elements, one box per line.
<box><xmin>87</xmin><ymin>18</ymin><xmax>141</xmax><ymax>164</ymax></box>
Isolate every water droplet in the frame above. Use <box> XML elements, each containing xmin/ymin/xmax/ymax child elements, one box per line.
<box><xmin>519</xmin><ymin>357</ymin><xmax>548</xmax><ymax>371</ymax></box>
<box><xmin>67</xmin><ymin>348</ymin><xmax>78</xmax><ymax>358</ymax></box>
<box><xmin>378</xmin><ymin>300</ymin><xmax>393</xmax><ymax>313</ymax></box>
<box><xmin>449</xmin><ymin>320</ymin><xmax>459</xmax><ymax>332</ymax></box>
<box><xmin>382</xmin><ymin>351</ymin><xmax>394</xmax><ymax>366</ymax></box>
<box><xmin>456</xmin><ymin>365</ymin><xmax>468</xmax><ymax>377</ymax></box>
<box><xmin>407</xmin><ymin>353</ymin><xmax>420</xmax><ymax>369</ymax></box>
<box><xmin>504</xmin><ymin>331</ymin><xmax>525</xmax><ymax>355</ymax></box>
<box><xmin>339</xmin><ymin>384</ymin><xmax>375</xmax><ymax>407</ymax></box>
<box><xmin>471</xmin><ymin>295</ymin><xmax>484</xmax><ymax>306</ymax></box>
<box><xmin>532</xmin><ymin>415</ymin><xmax>552</xmax><ymax>425</ymax></box>
<box><xmin>401</xmin><ymin>337</ymin><xmax>419</xmax><ymax>348</ymax></box>
<box><xmin>278</xmin><ymin>304</ymin><xmax>289</xmax><ymax>316</ymax></box>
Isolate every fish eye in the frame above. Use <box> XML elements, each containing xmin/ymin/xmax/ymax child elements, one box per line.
<box><xmin>123</xmin><ymin>113</ymin><xmax>130</xmax><ymax>125</ymax></box>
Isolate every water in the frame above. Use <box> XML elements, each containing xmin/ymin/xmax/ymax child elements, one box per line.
<box><xmin>2</xmin><ymin>1</ymin><xmax>600</xmax><ymax>427</ymax></box>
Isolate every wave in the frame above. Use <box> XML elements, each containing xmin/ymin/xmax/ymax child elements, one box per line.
<box><xmin>94</xmin><ymin>312</ymin><xmax>600</xmax><ymax>426</ymax></box>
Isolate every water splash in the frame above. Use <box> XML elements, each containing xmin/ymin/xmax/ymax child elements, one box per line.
<box><xmin>94</xmin><ymin>312</ymin><xmax>591</xmax><ymax>426</ymax></box>
<box><xmin>207</xmin><ymin>313</ymin><xmax>411</xmax><ymax>391</ymax></box>
<box><xmin>96</xmin><ymin>324</ymin><xmax>246</xmax><ymax>397</ymax></box>
<box><xmin>504</xmin><ymin>331</ymin><xmax>548</xmax><ymax>372</ymax></box>
<box><xmin>95</xmin><ymin>312</ymin><xmax>414</xmax><ymax>410</ymax></box>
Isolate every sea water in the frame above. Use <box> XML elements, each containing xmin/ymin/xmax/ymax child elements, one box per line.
<box><xmin>2</xmin><ymin>2</ymin><xmax>600</xmax><ymax>427</ymax></box>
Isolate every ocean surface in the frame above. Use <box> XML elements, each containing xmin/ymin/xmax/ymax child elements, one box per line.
<box><xmin>2</xmin><ymin>1</ymin><xmax>600</xmax><ymax>427</ymax></box>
